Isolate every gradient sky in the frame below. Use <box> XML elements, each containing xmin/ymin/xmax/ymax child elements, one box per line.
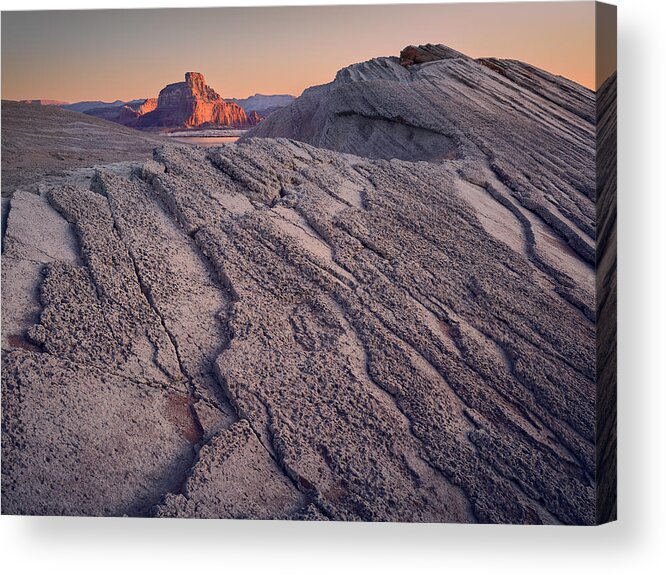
<box><xmin>1</xmin><ymin>2</ymin><xmax>612</xmax><ymax>102</ymax></box>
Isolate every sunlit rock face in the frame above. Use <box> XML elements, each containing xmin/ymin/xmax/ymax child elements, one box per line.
<box><xmin>135</xmin><ymin>72</ymin><xmax>251</xmax><ymax>129</ymax></box>
<box><xmin>246</xmin><ymin>111</ymin><xmax>262</xmax><ymax>126</ymax></box>
<box><xmin>136</xmin><ymin>97</ymin><xmax>158</xmax><ymax>116</ymax></box>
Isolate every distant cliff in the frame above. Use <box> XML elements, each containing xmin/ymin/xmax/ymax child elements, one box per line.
<box><xmin>135</xmin><ymin>72</ymin><xmax>253</xmax><ymax>129</ymax></box>
<box><xmin>19</xmin><ymin>99</ymin><xmax>70</xmax><ymax>106</ymax></box>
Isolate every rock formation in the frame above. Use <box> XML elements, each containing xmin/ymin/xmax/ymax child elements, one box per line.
<box><xmin>117</xmin><ymin>98</ymin><xmax>158</xmax><ymax>125</ymax></box>
<box><xmin>229</xmin><ymin>93</ymin><xmax>296</xmax><ymax>117</ymax></box>
<box><xmin>594</xmin><ymin>71</ymin><xmax>617</xmax><ymax>524</ymax></box>
<box><xmin>116</xmin><ymin>105</ymin><xmax>138</xmax><ymax>124</ymax></box>
<box><xmin>19</xmin><ymin>99</ymin><xmax>70</xmax><ymax>106</ymax></box>
<box><xmin>247</xmin><ymin>110</ymin><xmax>262</xmax><ymax>126</ymax></box>
<box><xmin>135</xmin><ymin>97</ymin><xmax>158</xmax><ymax>116</ymax></box>
<box><xmin>245</xmin><ymin>43</ymin><xmax>597</xmax><ymax>293</ymax></box>
<box><xmin>399</xmin><ymin>43</ymin><xmax>467</xmax><ymax>65</ymax></box>
<box><xmin>73</xmin><ymin>74</ymin><xmax>256</xmax><ymax>130</ymax></box>
<box><xmin>0</xmin><ymin>100</ymin><xmax>166</xmax><ymax>195</ymax></box>
<box><xmin>1</xmin><ymin>45</ymin><xmax>608</xmax><ymax>524</ymax></box>
<box><xmin>64</xmin><ymin>100</ymin><xmax>131</xmax><ymax>113</ymax></box>
<box><xmin>135</xmin><ymin>72</ymin><xmax>250</xmax><ymax>129</ymax></box>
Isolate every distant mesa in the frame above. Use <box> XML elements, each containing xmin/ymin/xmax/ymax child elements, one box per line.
<box><xmin>19</xmin><ymin>99</ymin><xmax>70</xmax><ymax>106</ymax></box>
<box><xmin>64</xmin><ymin>99</ymin><xmax>140</xmax><ymax>114</ymax></box>
<box><xmin>228</xmin><ymin>93</ymin><xmax>296</xmax><ymax>116</ymax></box>
<box><xmin>16</xmin><ymin>74</ymin><xmax>295</xmax><ymax>132</ymax></box>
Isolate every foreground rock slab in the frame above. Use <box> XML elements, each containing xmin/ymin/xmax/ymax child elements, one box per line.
<box><xmin>2</xmin><ymin>134</ymin><xmax>595</xmax><ymax>523</ymax></box>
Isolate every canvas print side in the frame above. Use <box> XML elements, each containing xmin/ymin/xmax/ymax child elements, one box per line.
<box><xmin>595</xmin><ymin>1</ymin><xmax>617</xmax><ymax>524</ymax></box>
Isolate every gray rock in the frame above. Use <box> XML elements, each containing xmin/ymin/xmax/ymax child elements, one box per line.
<box><xmin>245</xmin><ymin>45</ymin><xmax>596</xmax><ymax>285</ymax></box>
<box><xmin>1</xmin><ymin>101</ymin><xmax>166</xmax><ymax>196</ymax></box>
<box><xmin>155</xmin><ymin>420</ymin><xmax>305</xmax><ymax>519</ymax></box>
<box><xmin>2</xmin><ymin>351</ymin><xmax>197</xmax><ymax>516</ymax></box>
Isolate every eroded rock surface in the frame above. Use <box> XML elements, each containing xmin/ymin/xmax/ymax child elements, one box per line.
<box><xmin>2</xmin><ymin>46</ymin><xmax>601</xmax><ymax>524</ymax></box>
<box><xmin>246</xmin><ymin>44</ymin><xmax>596</xmax><ymax>318</ymax></box>
<box><xmin>3</xmin><ymin>134</ymin><xmax>595</xmax><ymax>522</ymax></box>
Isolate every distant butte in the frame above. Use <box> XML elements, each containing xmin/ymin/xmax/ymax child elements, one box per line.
<box><xmin>134</xmin><ymin>72</ymin><xmax>256</xmax><ymax>129</ymax></box>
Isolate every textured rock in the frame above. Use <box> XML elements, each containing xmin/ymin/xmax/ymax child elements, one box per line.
<box><xmin>155</xmin><ymin>420</ymin><xmax>306</xmax><ymax>518</ymax></box>
<box><xmin>595</xmin><ymin>72</ymin><xmax>617</xmax><ymax>523</ymax></box>
<box><xmin>2</xmin><ymin>47</ymin><xmax>604</xmax><ymax>524</ymax></box>
<box><xmin>142</xmin><ymin>140</ymin><xmax>594</xmax><ymax>524</ymax></box>
<box><xmin>1</xmin><ymin>190</ymin><xmax>81</xmax><ymax>352</ymax></box>
<box><xmin>477</xmin><ymin>58</ymin><xmax>595</xmax><ymax>123</ymax></box>
<box><xmin>399</xmin><ymin>43</ymin><xmax>467</xmax><ymax>66</ymax></box>
<box><xmin>3</xmin><ymin>132</ymin><xmax>596</xmax><ymax>522</ymax></box>
<box><xmin>245</xmin><ymin>44</ymin><xmax>596</xmax><ymax>317</ymax></box>
<box><xmin>2</xmin><ymin>351</ymin><xmax>198</xmax><ymax>516</ymax></box>
<box><xmin>135</xmin><ymin>72</ymin><xmax>250</xmax><ymax>129</ymax></box>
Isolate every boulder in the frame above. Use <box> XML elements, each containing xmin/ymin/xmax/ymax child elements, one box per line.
<box><xmin>399</xmin><ymin>43</ymin><xmax>468</xmax><ymax>66</ymax></box>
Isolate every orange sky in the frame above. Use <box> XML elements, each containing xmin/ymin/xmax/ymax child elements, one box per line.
<box><xmin>1</xmin><ymin>2</ymin><xmax>612</xmax><ymax>102</ymax></box>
